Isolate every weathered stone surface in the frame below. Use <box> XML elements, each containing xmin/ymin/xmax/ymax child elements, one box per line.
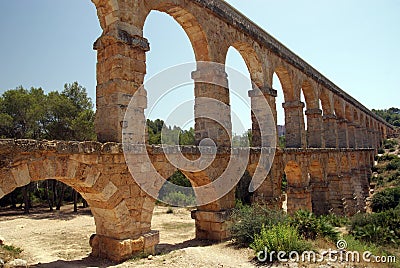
<box><xmin>0</xmin><ymin>0</ymin><xmax>397</xmax><ymax>263</ymax></box>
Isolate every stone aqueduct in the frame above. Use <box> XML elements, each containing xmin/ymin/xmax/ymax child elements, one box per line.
<box><xmin>0</xmin><ymin>0</ymin><xmax>395</xmax><ymax>262</ymax></box>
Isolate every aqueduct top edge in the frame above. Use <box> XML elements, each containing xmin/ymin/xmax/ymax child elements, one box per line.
<box><xmin>192</xmin><ymin>0</ymin><xmax>393</xmax><ymax>129</ymax></box>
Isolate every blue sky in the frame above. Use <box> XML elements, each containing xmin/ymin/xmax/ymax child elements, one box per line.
<box><xmin>0</xmin><ymin>1</ymin><xmax>399</xmax><ymax>131</ymax></box>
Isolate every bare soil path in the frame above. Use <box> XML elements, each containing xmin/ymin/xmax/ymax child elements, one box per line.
<box><xmin>0</xmin><ymin>205</ymin><xmax>256</xmax><ymax>267</ymax></box>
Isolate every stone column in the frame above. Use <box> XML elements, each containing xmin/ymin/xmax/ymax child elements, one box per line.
<box><xmin>327</xmin><ymin>174</ymin><xmax>345</xmax><ymax>215</ymax></box>
<box><xmin>282</xmin><ymin>101</ymin><xmax>306</xmax><ymax>148</ymax></box>
<box><xmin>358</xmin><ymin>165</ymin><xmax>371</xmax><ymax>212</ymax></box>
<box><xmin>94</xmin><ymin>30</ymin><xmax>149</xmax><ymax>143</ymax></box>
<box><xmin>342</xmin><ymin>172</ymin><xmax>357</xmax><ymax>216</ymax></box>
<box><xmin>355</xmin><ymin>126</ymin><xmax>364</xmax><ymax>148</ymax></box>
<box><xmin>252</xmin><ymin>156</ymin><xmax>284</xmax><ymax>210</ymax></box>
<box><xmin>337</xmin><ymin>119</ymin><xmax>349</xmax><ymax>148</ymax></box>
<box><xmin>286</xmin><ymin>186</ymin><xmax>312</xmax><ymax>213</ymax></box>
<box><xmin>310</xmin><ymin>180</ymin><xmax>329</xmax><ymax>215</ymax></box>
<box><xmin>367</xmin><ymin>129</ymin><xmax>375</xmax><ymax>149</ymax></box>
<box><xmin>191</xmin><ymin>209</ymin><xmax>232</xmax><ymax>241</ymax></box>
<box><xmin>305</xmin><ymin>109</ymin><xmax>323</xmax><ymax>148</ymax></box>
<box><xmin>374</xmin><ymin>130</ymin><xmax>380</xmax><ymax>149</ymax></box>
<box><xmin>285</xmin><ymin>164</ymin><xmax>312</xmax><ymax>214</ymax></box>
<box><xmin>323</xmin><ymin>114</ymin><xmax>338</xmax><ymax>148</ymax></box>
<box><xmin>248</xmin><ymin>86</ymin><xmax>277</xmax><ymax>147</ymax></box>
<box><xmin>347</xmin><ymin>123</ymin><xmax>357</xmax><ymax>148</ymax></box>
<box><xmin>192</xmin><ymin>64</ymin><xmax>231</xmax><ymax>147</ymax></box>
<box><xmin>362</xmin><ymin>127</ymin><xmax>369</xmax><ymax>148</ymax></box>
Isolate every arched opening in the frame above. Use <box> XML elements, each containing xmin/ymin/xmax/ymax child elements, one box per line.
<box><xmin>143</xmin><ymin>11</ymin><xmax>197</xmax><ymax>143</ymax></box>
<box><xmin>273</xmin><ymin>73</ymin><xmax>286</xmax><ymax>148</ymax></box>
<box><xmin>235</xmin><ymin>170</ymin><xmax>253</xmax><ymax>205</ymax></box>
<box><xmin>0</xmin><ymin>180</ymin><xmax>88</xmax><ymax>213</ymax></box>
<box><xmin>274</xmin><ymin>67</ymin><xmax>305</xmax><ymax>148</ymax></box>
<box><xmin>300</xmin><ymin>90</ymin><xmax>307</xmax><ymax>131</ymax></box>
<box><xmin>225</xmin><ymin>46</ymin><xmax>252</xmax><ymax>147</ymax></box>
<box><xmin>301</xmin><ymin>81</ymin><xmax>322</xmax><ymax>148</ymax></box>
<box><xmin>158</xmin><ymin>170</ymin><xmax>196</xmax><ymax>207</ymax></box>
<box><xmin>0</xmin><ymin>180</ymin><xmax>93</xmax><ymax>263</ymax></box>
<box><xmin>0</xmin><ymin>151</ymin><xmax>162</xmax><ymax>262</ymax></box>
<box><xmin>155</xmin><ymin>170</ymin><xmax>196</xmax><ymax>249</ymax></box>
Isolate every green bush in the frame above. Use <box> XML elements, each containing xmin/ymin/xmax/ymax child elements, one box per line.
<box><xmin>158</xmin><ymin>170</ymin><xmax>196</xmax><ymax>207</ymax></box>
<box><xmin>377</xmin><ymin>147</ymin><xmax>385</xmax><ymax>154</ymax></box>
<box><xmin>230</xmin><ymin>204</ymin><xmax>288</xmax><ymax>246</ymax></box>
<box><xmin>388</xmin><ymin>171</ymin><xmax>400</xmax><ymax>182</ymax></box>
<box><xmin>290</xmin><ymin>210</ymin><xmax>339</xmax><ymax>242</ymax></box>
<box><xmin>378</xmin><ymin>154</ymin><xmax>398</xmax><ymax>162</ymax></box>
<box><xmin>371</xmin><ymin>187</ymin><xmax>400</xmax><ymax>212</ymax></box>
<box><xmin>161</xmin><ymin>191</ymin><xmax>196</xmax><ymax>207</ymax></box>
<box><xmin>319</xmin><ymin>213</ymin><xmax>350</xmax><ymax>227</ymax></box>
<box><xmin>386</xmin><ymin>158</ymin><xmax>400</xmax><ymax>171</ymax></box>
<box><xmin>250</xmin><ymin>223</ymin><xmax>312</xmax><ymax>262</ymax></box>
<box><xmin>383</xmin><ymin>139</ymin><xmax>398</xmax><ymax>150</ymax></box>
<box><xmin>350</xmin><ymin>208</ymin><xmax>400</xmax><ymax>246</ymax></box>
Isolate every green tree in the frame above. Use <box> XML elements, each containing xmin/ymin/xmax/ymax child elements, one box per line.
<box><xmin>0</xmin><ymin>82</ymin><xmax>95</xmax><ymax>213</ymax></box>
<box><xmin>372</xmin><ymin>107</ymin><xmax>400</xmax><ymax>126</ymax></box>
<box><xmin>0</xmin><ymin>86</ymin><xmax>46</xmax><ymax>139</ymax></box>
<box><xmin>44</xmin><ymin>82</ymin><xmax>95</xmax><ymax>141</ymax></box>
<box><xmin>147</xmin><ymin>119</ymin><xmax>195</xmax><ymax>145</ymax></box>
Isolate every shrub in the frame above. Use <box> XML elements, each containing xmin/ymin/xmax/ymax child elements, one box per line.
<box><xmin>371</xmin><ymin>187</ymin><xmax>400</xmax><ymax>212</ymax></box>
<box><xmin>162</xmin><ymin>191</ymin><xmax>196</xmax><ymax>207</ymax></box>
<box><xmin>290</xmin><ymin>210</ymin><xmax>339</xmax><ymax>242</ymax></box>
<box><xmin>377</xmin><ymin>147</ymin><xmax>385</xmax><ymax>154</ymax></box>
<box><xmin>350</xmin><ymin>209</ymin><xmax>400</xmax><ymax>246</ymax></box>
<box><xmin>250</xmin><ymin>223</ymin><xmax>312</xmax><ymax>262</ymax></box>
<box><xmin>230</xmin><ymin>204</ymin><xmax>288</xmax><ymax>246</ymax></box>
<box><xmin>319</xmin><ymin>214</ymin><xmax>350</xmax><ymax>227</ymax></box>
<box><xmin>386</xmin><ymin>158</ymin><xmax>400</xmax><ymax>171</ymax></box>
<box><xmin>0</xmin><ymin>244</ymin><xmax>23</xmax><ymax>263</ymax></box>
<box><xmin>383</xmin><ymin>139</ymin><xmax>398</xmax><ymax>150</ymax></box>
<box><xmin>378</xmin><ymin>154</ymin><xmax>398</xmax><ymax>162</ymax></box>
<box><xmin>388</xmin><ymin>171</ymin><xmax>400</xmax><ymax>182</ymax></box>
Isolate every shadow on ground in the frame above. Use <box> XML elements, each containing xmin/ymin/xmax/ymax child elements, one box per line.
<box><xmin>0</xmin><ymin>205</ymin><xmax>92</xmax><ymax>221</ymax></box>
<box><xmin>30</xmin><ymin>256</ymin><xmax>114</xmax><ymax>268</ymax></box>
<box><xmin>156</xmin><ymin>238</ymin><xmax>214</xmax><ymax>255</ymax></box>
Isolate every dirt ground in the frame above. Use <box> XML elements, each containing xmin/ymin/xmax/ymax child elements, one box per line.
<box><xmin>0</xmin><ymin>205</ymin><xmax>256</xmax><ymax>268</ymax></box>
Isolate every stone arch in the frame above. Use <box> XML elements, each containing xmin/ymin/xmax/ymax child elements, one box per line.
<box><xmin>353</xmin><ymin>109</ymin><xmax>360</xmax><ymax>124</ymax></box>
<box><xmin>327</xmin><ymin>157</ymin><xmax>337</xmax><ymax>175</ymax></box>
<box><xmin>334</xmin><ymin>96</ymin><xmax>345</xmax><ymax>119</ymax></box>
<box><xmin>309</xmin><ymin>159</ymin><xmax>323</xmax><ymax>183</ymax></box>
<box><xmin>274</xmin><ymin>66</ymin><xmax>294</xmax><ymax>102</ymax></box>
<box><xmin>143</xmin><ymin>1</ymin><xmax>210</xmax><ymax>61</ymax></box>
<box><xmin>91</xmin><ymin>0</ymin><xmax>121</xmax><ymax>32</ymax></box>
<box><xmin>319</xmin><ymin>87</ymin><xmax>334</xmax><ymax>115</ymax></box>
<box><xmin>0</xmin><ymin>154</ymin><xmax>155</xmax><ymax>262</ymax></box>
<box><xmin>284</xmin><ymin>161</ymin><xmax>303</xmax><ymax>187</ymax></box>
<box><xmin>230</xmin><ymin>42</ymin><xmax>264</xmax><ymax>87</ymax></box>
<box><xmin>301</xmin><ymin>80</ymin><xmax>318</xmax><ymax>109</ymax></box>
<box><xmin>345</xmin><ymin>103</ymin><xmax>353</xmax><ymax>122</ymax></box>
<box><xmin>340</xmin><ymin>155</ymin><xmax>350</xmax><ymax>172</ymax></box>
